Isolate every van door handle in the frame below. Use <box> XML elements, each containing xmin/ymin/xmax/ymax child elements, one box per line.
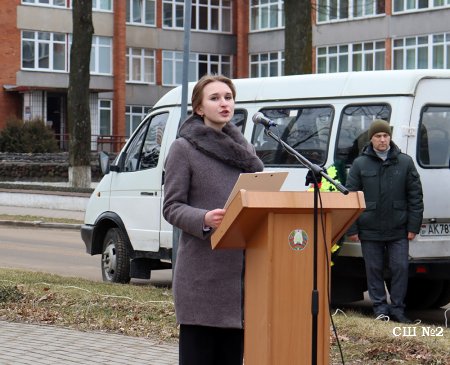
<box><xmin>141</xmin><ymin>192</ymin><xmax>155</xmax><ymax>196</ymax></box>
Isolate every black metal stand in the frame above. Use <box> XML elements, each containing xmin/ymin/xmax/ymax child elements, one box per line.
<box><xmin>263</xmin><ymin>128</ymin><xmax>348</xmax><ymax>365</ymax></box>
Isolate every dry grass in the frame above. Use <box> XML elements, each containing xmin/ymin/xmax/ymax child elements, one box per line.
<box><xmin>1</xmin><ymin>268</ymin><xmax>449</xmax><ymax>363</ymax></box>
<box><xmin>330</xmin><ymin>310</ymin><xmax>450</xmax><ymax>364</ymax></box>
<box><xmin>0</xmin><ymin>268</ymin><xmax>177</xmax><ymax>343</ymax></box>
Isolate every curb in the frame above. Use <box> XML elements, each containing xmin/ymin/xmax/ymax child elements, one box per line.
<box><xmin>0</xmin><ymin>220</ymin><xmax>81</xmax><ymax>230</ymax></box>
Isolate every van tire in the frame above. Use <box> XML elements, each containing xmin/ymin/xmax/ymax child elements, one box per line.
<box><xmin>432</xmin><ymin>280</ymin><xmax>450</xmax><ymax>308</ymax></box>
<box><xmin>405</xmin><ymin>278</ymin><xmax>444</xmax><ymax>309</ymax></box>
<box><xmin>101</xmin><ymin>228</ymin><xmax>131</xmax><ymax>284</ymax></box>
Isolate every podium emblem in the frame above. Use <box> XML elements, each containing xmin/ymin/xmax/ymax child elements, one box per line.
<box><xmin>288</xmin><ymin>229</ymin><xmax>308</xmax><ymax>251</ymax></box>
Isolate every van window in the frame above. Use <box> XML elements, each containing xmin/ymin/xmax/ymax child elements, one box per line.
<box><xmin>231</xmin><ymin>109</ymin><xmax>247</xmax><ymax>134</ymax></box>
<box><xmin>418</xmin><ymin>105</ymin><xmax>450</xmax><ymax>168</ymax></box>
<box><xmin>251</xmin><ymin>106</ymin><xmax>333</xmax><ymax>166</ymax></box>
<box><xmin>335</xmin><ymin>104</ymin><xmax>391</xmax><ymax>166</ymax></box>
<box><xmin>123</xmin><ymin>112</ymin><xmax>168</xmax><ymax>172</ymax></box>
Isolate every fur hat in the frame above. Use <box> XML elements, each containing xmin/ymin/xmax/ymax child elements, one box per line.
<box><xmin>368</xmin><ymin>119</ymin><xmax>391</xmax><ymax>139</ymax></box>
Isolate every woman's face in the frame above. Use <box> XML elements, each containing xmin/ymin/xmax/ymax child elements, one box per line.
<box><xmin>196</xmin><ymin>81</ymin><xmax>235</xmax><ymax>130</ymax></box>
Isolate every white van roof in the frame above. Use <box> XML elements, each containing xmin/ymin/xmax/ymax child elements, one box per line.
<box><xmin>154</xmin><ymin>69</ymin><xmax>450</xmax><ymax>108</ymax></box>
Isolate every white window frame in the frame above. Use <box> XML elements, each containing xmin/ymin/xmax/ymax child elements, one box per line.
<box><xmin>393</xmin><ymin>33</ymin><xmax>450</xmax><ymax>70</ymax></box>
<box><xmin>250</xmin><ymin>0</ymin><xmax>284</xmax><ymax>31</ymax></box>
<box><xmin>316</xmin><ymin>0</ymin><xmax>385</xmax><ymax>23</ymax></box>
<box><xmin>21</xmin><ymin>31</ymin><xmax>67</xmax><ymax>72</ymax></box>
<box><xmin>99</xmin><ymin>99</ymin><xmax>112</xmax><ymax>136</ymax></box>
<box><xmin>21</xmin><ymin>0</ymin><xmax>66</xmax><ymax>8</ymax></box>
<box><xmin>351</xmin><ymin>41</ymin><xmax>386</xmax><ymax>71</ymax></box>
<box><xmin>126</xmin><ymin>0</ymin><xmax>156</xmax><ymax>26</ymax></box>
<box><xmin>316</xmin><ymin>41</ymin><xmax>386</xmax><ymax>73</ymax></box>
<box><xmin>93</xmin><ymin>0</ymin><xmax>113</xmax><ymax>11</ymax></box>
<box><xmin>90</xmin><ymin>36</ymin><xmax>113</xmax><ymax>75</ymax></box>
<box><xmin>392</xmin><ymin>0</ymin><xmax>450</xmax><ymax>13</ymax></box>
<box><xmin>162</xmin><ymin>0</ymin><xmax>232</xmax><ymax>33</ymax></box>
<box><xmin>317</xmin><ymin>45</ymin><xmax>350</xmax><ymax>73</ymax></box>
<box><xmin>126</xmin><ymin>105</ymin><xmax>151</xmax><ymax>137</ymax></box>
<box><xmin>126</xmin><ymin>48</ymin><xmax>156</xmax><ymax>84</ymax></box>
<box><xmin>162</xmin><ymin>50</ymin><xmax>232</xmax><ymax>86</ymax></box>
<box><xmin>249</xmin><ymin>51</ymin><xmax>284</xmax><ymax>77</ymax></box>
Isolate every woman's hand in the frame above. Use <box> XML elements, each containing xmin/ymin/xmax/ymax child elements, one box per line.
<box><xmin>204</xmin><ymin>209</ymin><xmax>226</xmax><ymax>229</ymax></box>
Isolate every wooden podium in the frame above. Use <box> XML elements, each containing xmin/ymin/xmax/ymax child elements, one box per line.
<box><xmin>211</xmin><ymin>190</ymin><xmax>365</xmax><ymax>365</ymax></box>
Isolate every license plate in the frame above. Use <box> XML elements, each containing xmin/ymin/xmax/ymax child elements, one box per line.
<box><xmin>420</xmin><ymin>223</ymin><xmax>450</xmax><ymax>236</ymax></box>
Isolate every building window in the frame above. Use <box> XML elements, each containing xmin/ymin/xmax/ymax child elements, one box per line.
<box><xmin>317</xmin><ymin>45</ymin><xmax>350</xmax><ymax>73</ymax></box>
<box><xmin>163</xmin><ymin>0</ymin><xmax>184</xmax><ymax>28</ymax></box>
<box><xmin>93</xmin><ymin>0</ymin><xmax>113</xmax><ymax>11</ymax></box>
<box><xmin>126</xmin><ymin>105</ymin><xmax>151</xmax><ymax>137</ymax></box>
<box><xmin>317</xmin><ymin>0</ymin><xmax>385</xmax><ymax>22</ymax></box>
<box><xmin>22</xmin><ymin>31</ymin><xmax>67</xmax><ymax>71</ymax></box>
<box><xmin>393</xmin><ymin>35</ymin><xmax>429</xmax><ymax>69</ymax></box>
<box><xmin>393</xmin><ymin>33</ymin><xmax>450</xmax><ymax>70</ymax></box>
<box><xmin>163</xmin><ymin>0</ymin><xmax>232</xmax><ymax>33</ymax></box>
<box><xmin>126</xmin><ymin>0</ymin><xmax>156</xmax><ymax>26</ymax></box>
<box><xmin>393</xmin><ymin>0</ymin><xmax>450</xmax><ymax>12</ymax></box>
<box><xmin>317</xmin><ymin>41</ymin><xmax>385</xmax><ymax>73</ymax></box>
<box><xmin>22</xmin><ymin>0</ymin><xmax>66</xmax><ymax>7</ymax></box>
<box><xmin>126</xmin><ymin>48</ymin><xmax>155</xmax><ymax>83</ymax></box>
<box><xmin>162</xmin><ymin>50</ymin><xmax>232</xmax><ymax>86</ymax></box>
<box><xmin>90</xmin><ymin>36</ymin><xmax>112</xmax><ymax>75</ymax></box>
<box><xmin>352</xmin><ymin>41</ymin><xmax>385</xmax><ymax>71</ymax></box>
<box><xmin>99</xmin><ymin>100</ymin><xmax>112</xmax><ymax>135</ymax></box>
<box><xmin>432</xmin><ymin>33</ymin><xmax>450</xmax><ymax>69</ymax></box>
<box><xmin>250</xmin><ymin>51</ymin><xmax>284</xmax><ymax>77</ymax></box>
<box><xmin>250</xmin><ymin>0</ymin><xmax>284</xmax><ymax>31</ymax></box>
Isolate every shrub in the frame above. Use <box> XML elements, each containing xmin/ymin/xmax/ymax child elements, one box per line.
<box><xmin>0</xmin><ymin>117</ymin><xmax>59</xmax><ymax>153</ymax></box>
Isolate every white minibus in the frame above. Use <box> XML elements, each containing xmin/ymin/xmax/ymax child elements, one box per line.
<box><xmin>82</xmin><ymin>70</ymin><xmax>450</xmax><ymax>309</ymax></box>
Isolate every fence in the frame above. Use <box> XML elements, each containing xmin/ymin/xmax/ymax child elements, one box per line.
<box><xmin>55</xmin><ymin>134</ymin><xmax>127</xmax><ymax>153</ymax></box>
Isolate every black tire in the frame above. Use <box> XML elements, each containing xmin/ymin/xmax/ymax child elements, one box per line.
<box><xmin>101</xmin><ymin>227</ymin><xmax>131</xmax><ymax>284</ymax></box>
<box><xmin>405</xmin><ymin>278</ymin><xmax>444</xmax><ymax>310</ymax></box>
<box><xmin>433</xmin><ymin>280</ymin><xmax>450</xmax><ymax>308</ymax></box>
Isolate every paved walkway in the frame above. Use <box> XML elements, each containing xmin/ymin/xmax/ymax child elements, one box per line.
<box><xmin>0</xmin><ymin>188</ymin><xmax>179</xmax><ymax>364</ymax></box>
<box><xmin>0</xmin><ymin>320</ymin><xmax>178</xmax><ymax>365</ymax></box>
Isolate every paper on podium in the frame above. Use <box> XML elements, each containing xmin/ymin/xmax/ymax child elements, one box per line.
<box><xmin>224</xmin><ymin>171</ymin><xmax>288</xmax><ymax>209</ymax></box>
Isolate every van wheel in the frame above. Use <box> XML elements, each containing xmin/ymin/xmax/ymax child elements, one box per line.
<box><xmin>101</xmin><ymin>228</ymin><xmax>131</xmax><ymax>284</ymax></box>
<box><xmin>432</xmin><ymin>280</ymin><xmax>450</xmax><ymax>308</ymax></box>
<box><xmin>405</xmin><ymin>278</ymin><xmax>444</xmax><ymax>309</ymax></box>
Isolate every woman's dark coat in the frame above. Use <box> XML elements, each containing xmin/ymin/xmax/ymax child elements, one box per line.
<box><xmin>346</xmin><ymin>141</ymin><xmax>423</xmax><ymax>241</ymax></box>
<box><xmin>163</xmin><ymin>115</ymin><xmax>263</xmax><ymax>328</ymax></box>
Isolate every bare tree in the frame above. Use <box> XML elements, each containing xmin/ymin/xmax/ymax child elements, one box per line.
<box><xmin>284</xmin><ymin>0</ymin><xmax>312</xmax><ymax>75</ymax></box>
<box><xmin>67</xmin><ymin>0</ymin><xmax>94</xmax><ymax>188</ymax></box>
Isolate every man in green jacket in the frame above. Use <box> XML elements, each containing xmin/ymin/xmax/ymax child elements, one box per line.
<box><xmin>346</xmin><ymin>119</ymin><xmax>424</xmax><ymax>323</ymax></box>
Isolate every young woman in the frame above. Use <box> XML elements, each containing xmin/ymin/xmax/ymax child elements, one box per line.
<box><xmin>163</xmin><ymin>74</ymin><xmax>264</xmax><ymax>365</ymax></box>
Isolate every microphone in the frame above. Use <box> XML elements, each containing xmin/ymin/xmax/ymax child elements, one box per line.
<box><xmin>252</xmin><ymin>112</ymin><xmax>278</xmax><ymax>128</ymax></box>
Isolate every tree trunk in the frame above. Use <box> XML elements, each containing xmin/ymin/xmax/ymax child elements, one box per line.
<box><xmin>67</xmin><ymin>0</ymin><xmax>94</xmax><ymax>188</ymax></box>
<box><xmin>284</xmin><ymin>0</ymin><xmax>312</xmax><ymax>75</ymax></box>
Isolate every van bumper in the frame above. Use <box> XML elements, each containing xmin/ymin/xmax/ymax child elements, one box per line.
<box><xmin>409</xmin><ymin>259</ymin><xmax>450</xmax><ymax>279</ymax></box>
<box><xmin>81</xmin><ymin>224</ymin><xmax>95</xmax><ymax>255</ymax></box>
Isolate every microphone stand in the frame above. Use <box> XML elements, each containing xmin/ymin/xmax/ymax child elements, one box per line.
<box><xmin>263</xmin><ymin>127</ymin><xmax>348</xmax><ymax>365</ymax></box>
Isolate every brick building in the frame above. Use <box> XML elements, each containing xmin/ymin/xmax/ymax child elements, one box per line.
<box><xmin>0</xmin><ymin>1</ymin><xmax>449</xmax><ymax>151</ymax></box>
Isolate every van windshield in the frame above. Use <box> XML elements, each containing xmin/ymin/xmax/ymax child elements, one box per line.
<box><xmin>252</xmin><ymin>106</ymin><xmax>333</xmax><ymax>166</ymax></box>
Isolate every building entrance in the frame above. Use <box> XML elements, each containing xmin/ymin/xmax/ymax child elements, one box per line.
<box><xmin>47</xmin><ymin>93</ymin><xmax>67</xmax><ymax>150</ymax></box>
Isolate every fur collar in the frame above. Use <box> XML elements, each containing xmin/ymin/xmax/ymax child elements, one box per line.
<box><xmin>179</xmin><ymin>115</ymin><xmax>264</xmax><ymax>173</ymax></box>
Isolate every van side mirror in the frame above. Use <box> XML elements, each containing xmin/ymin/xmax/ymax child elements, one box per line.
<box><xmin>98</xmin><ymin>151</ymin><xmax>111</xmax><ymax>175</ymax></box>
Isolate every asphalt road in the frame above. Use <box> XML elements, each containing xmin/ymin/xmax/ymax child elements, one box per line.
<box><xmin>0</xmin><ymin>225</ymin><xmax>172</xmax><ymax>286</ymax></box>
